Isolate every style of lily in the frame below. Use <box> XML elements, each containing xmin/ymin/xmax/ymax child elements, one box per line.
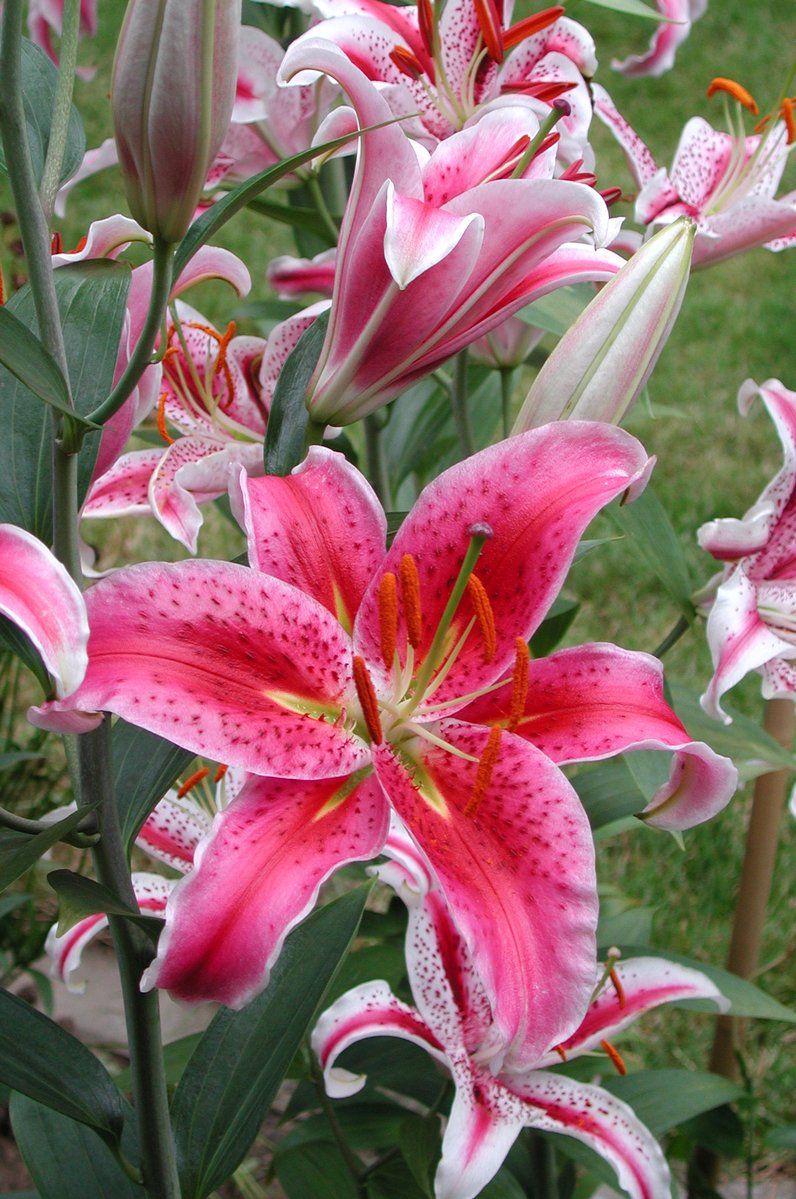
<box><xmin>280</xmin><ymin>40</ymin><xmax>623</xmax><ymax>424</ymax></box>
<box><xmin>292</xmin><ymin>0</ymin><xmax>597</xmax><ymax>162</ymax></box>
<box><xmin>594</xmin><ymin>78</ymin><xmax>796</xmax><ymax>268</ymax></box>
<box><xmin>611</xmin><ymin>0</ymin><xmax>706</xmax><ymax>78</ymax></box>
<box><xmin>314</xmin><ymin>819</ymin><xmax>728</xmax><ymax>1199</ymax></box>
<box><xmin>698</xmin><ymin>378</ymin><xmax>796</xmax><ymax>721</ymax></box>
<box><xmin>37</xmin><ymin>428</ymin><xmax>735</xmax><ymax>1066</ymax></box>
<box><xmin>82</xmin><ymin>297</ymin><xmax>327</xmax><ymax>553</ymax></box>
<box><xmin>0</xmin><ymin>524</ymin><xmax>88</xmax><ymax>708</ymax></box>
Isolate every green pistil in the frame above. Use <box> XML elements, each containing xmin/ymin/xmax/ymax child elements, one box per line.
<box><xmin>510</xmin><ymin>104</ymin><xmax>566</xmax><ymax>178</ymax></box>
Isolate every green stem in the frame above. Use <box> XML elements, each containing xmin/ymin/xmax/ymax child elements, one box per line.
<box><xmin>83</xmin><ymin>237</ymin><xmax>175</xmax><ymax>435</ymax></box>
<box><xmin>451</xmin><ymin>348</ymin><xmax>475</xmax><ymax>457</ymax></box>
<box><xmin>39</xmin><ymin>0</ymin><xmax>81</xmax><ymax>220</ymax></box>
<box><xmin>0</xmin><ymin>803</ymin><xmax>97</xmax><ymax>843</ymax></box>
<box><xmin>312</xmin><ymin>1059</ymin><xmax>365</xmax><ymax>1198</ymax></box>
<box><xmin>364</xmin><ymin>412</ymin><xmax>391</xmax><ymax>509</ymax></box>
<box><xmin>652</xmin><ymin>613</ymin><xmax>690</xmax><ymax>658</ymax></box>
<box><xmin>500</xmin><ymin>367</ymin><xmax>514</xmax><ymax>438</ymax></box>
<box><xmin>307</xmin><ymin>174</ymin><xmax>341</xmax><ymax>245</ymax></box>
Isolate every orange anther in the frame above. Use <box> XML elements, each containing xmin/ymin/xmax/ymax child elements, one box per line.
<box><xmin>73</xmin><ymin>234</ymin><xmax>88</xmax><ymax>253</ymax></box>
<box><xmin>213</xmin><ymin>320</ymin><xmax>237</xmax><ymax>398</ymax></box>
<box><xmin>600</xmin><ymin>1039</ymin><xmax>627</xmax><ymax>1076</ymax></box>
<box><xmin>156</xmin><ymin>392</ymin><xmax>175</xmax><ymax>444</ymax></box>
<box><xmin>503</xmin><ymin>5</ymin><xmax>564</xmax><ymax>51</ymax></box>
<box><xmin>610</xmin><ymin>966</ymin><xmax>626</xmax><ymax>1010</ymax></box>
<box><xmin>507</xmin><ymin>637</ymin><xmax>530</xmax><ymax>731</ymax></box>
<box><xmin>417</xmin><ymin>0</ymin><xmax>435</xmax><ymax>58</ymax></box>
<box><xmin>706</xmin><ymin>77</ymin><xmax>759</xmax><ymax>116</ymax></box>
<box><xmin>474</xmin><ymin>0</ymin><xmax>504</xmax><ymax>63</ymax></box>
<box><xmin>213</xmin><ymin>763</ymin><xmax>229</xmax><ymax>783</ymax></box>
<box><xmin>378</xmin><ymin>572</ymin><xmax>399</xmax><ymax>669</ymax></box>
<box><xmin>467</xmin><ymin>575</ymin><xmax>497</xmax><ymax>663</ymax></box>
<box><xmin>390</xmin><ymin>45</ymin><xmax>425</xmax><ymax>81</ymax></box>
<box><xmin>400</xmin><ymin>554</ymin><xmax>423</xmax><ymax>648</ymax></box>
<box><xmin>781</xmin><ymin>97</ymin><xmax>796</xmax><ymax>144</ymax></box>
<box><xmin>177</xmin><ymin>766</ymin><xmax>210</xmax><ymax>798</ymax></box>
<box><xmin>554</xmin><ymin>1044</ymin><xmax>568</xmax><ymax>1061</ymax></box>
<box><xmin>353</xmin><ymin>655</ymin><xmax>383</xmax><ymax>744</ymax></box>
<box><xmin>50</xmin><ymin>231</ymin><xmax>63</xmax><ymax>254</ymax></box>
<box><xmin>464</xmin><ymin>725</ymin><xmax>502</xmax><ymax>818</ymax></box>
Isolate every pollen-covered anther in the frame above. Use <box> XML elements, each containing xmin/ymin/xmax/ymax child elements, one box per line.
<box><xmin>353</xmin><ymin>655</ymin><xmax>383</xmax><ymax>744</ymax></box>
<box><xmin>554</xmin><ymin>1044</ymin><xmax>568</xmax><ymax>1062</ymax></box>
<box><xmin>390</xmin><ymin>45</ymin><xmax>425</xmax><ymax>81</ymax></box>
<box><xmin>213</xmin><ymin>763</ymin><xmax>228</xmax><ymax>784</ymax></box>
<box><xmin>600</xmin><ymin>1038</ymin><xmax>627</xmax><ymax>1076</ymax></box>
<box><xmin>177</xmin><ymin>766</ymin><xmax>210</xmax><ymax>798</ymax></box>
<box><xmin>503</xmin><ymin>5</ymin><xmax>564</xmax><ymax>51</ymax></box>
<box><xmin>156</xmin><ymin>392</ymin><xmax>175</xmax><ymax>444</ymax></box>
<box><xmin>507</xmin><ymin>637</ymin><xmax>530</xmax><ymax>731</ymax></box>
<box><xmin>467</xmin><ymin>575</ymin><xmax>497</xmax><ymax>663</ymax></box>
<box><xmin>213</xmin><ymin>320</ymin><xmax>237</xmax><ymax>397</ymax></box>
<box><xmin>610</xmin><ymin>966</ymin><xmax>626</xmax><ymax>1010</ymax></box>
<box><xmin>464</xmin><ymin>725</ymin><xmax>502</xmax><ymax>818</ymax></box>
<box><xmin>706</xmin><ymin>76</ymin><xmax>759</xmax><ymax>116</ymax></box>
<box><xmin>781</xmin><ymin>97</ymin><xmax>796</xmax><ymax>144</ymax></box>
<box><xmin>400</xmin><ymin>553</ymin><xmax>423</xmax><ymax>648</ymax></box>
<box><xmin>417</xmin><ymin>0</ymin><xmax>435</xmax><ymax>60</ymax></box>
<box><xmin>378</xmin><ymin>572</ymin><xmax>399</xmax><ymax>668</ymax></box>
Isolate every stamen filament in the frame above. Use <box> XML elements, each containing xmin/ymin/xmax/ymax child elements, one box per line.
<box><xmin>600</xmin><ymin>1039</ymin><xmax>627</xmax><ymax>1076</ymax></box>
<box><xmin>507</xmin><ymin>637</ymin><xmax>530</xmax><ymax>731</ymax></box>
<box><xmin>467</xmin><ymin>574</ymin><xmax>497</xmax><ymax>663</ymax></box>
<box><xmin>177</xmin><ymin>766</ymin><xmax>210</xmax><ymax>798</ymax></box>
<box><xmin>401</xmin><ymin>721</ymin><xmax>479</xmax><ymax>761</ymax></box>
<box><xmin>464</xmin><ymin>725</ymin><xmax>502</xmax><ymax>817</ymax></box>
<box><xmin>353</xmin><ymin>655</ymin><xmax>383</xmax><ymax>744</ymax></box>
<box><xmin>378</xmin><ymin>572</ymin><xmax>399</xmax><ymax>669</ymax></box>
<box><xmin>400</xmin><ymin>553</ymin><xmax>423</xmax><ymax>648</ymax></box>
<box><xmin>420</xmin><ymin>617</ymin><xmax>477</xmax><ymax>702</ymax></box>
<box><xmin>421</xmin><ymin>673</ymin><xmax>508</xmax><ymax>712</ymax></box>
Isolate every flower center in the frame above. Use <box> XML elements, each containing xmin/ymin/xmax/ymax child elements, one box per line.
<box><xmin>158</xmin><ymin>310</ymin><xmax>250</xmax><ymax>441</ymax></box>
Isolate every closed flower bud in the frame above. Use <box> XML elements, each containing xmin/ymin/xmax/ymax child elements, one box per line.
<box><xmin>112</xmin><ymin>0</ymin><xmax>241</xmax><ymax>244</ymax></box>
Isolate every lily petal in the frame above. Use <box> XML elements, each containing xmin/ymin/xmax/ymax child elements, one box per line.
<box><xmin>136</xmin><ymin>790</ymin><xmax>212</xmax><ymax>873</ymax></box>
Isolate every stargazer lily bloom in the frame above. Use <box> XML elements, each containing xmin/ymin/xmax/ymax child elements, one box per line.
<box><xmin>290</xmin><ymin>0</ymin><xmax>597</xmax><ymax>161</ymax></box>
<box><xmin>36</xmin><ymin>428</ymin><xmax>736</xmax><ymax>1062</ymax></box>
<box><xmin>611</xmin><ymin>0</ymin><xmax>706</xmax><ymax>78</ymax></box>
<box><xmin>313</xmin><ymin>820</ymin><xmax>728</xmax><ymax>1199</ymax></box>
<box><xmin>82</xmin><ymin>299</ymin><xmax>326</xmax><ymax>552</ymax></box>
<box><xmin>279</xmin><ymin>40</ymin><xmax>623</xmax><ymax>424</ymax></box>
<box><xmin>699</xmin><ymin>379</ymin><xmax>796</xmax><ymax>720</ymax></box>
<box><xmin>594</xmin><ymin>79</ymin><xmax>796</xmax><ymax>268</ymax></box>
<box><xmin>0</xmin><ymin>525</ymin><xmax>89</xmax><ymax>704</ymax></box>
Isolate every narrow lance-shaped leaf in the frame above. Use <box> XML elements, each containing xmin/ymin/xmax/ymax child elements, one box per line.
<box><xmin>0</xmin><ymin>40</ymin><xmax>85</xmax><ymax>186</ymax></box>
<box><xmin>263</xmin><ymin>309</ymin><xmax>330</xmax><ymax>476</ymax></box>
<box><xmin>112</xmin><ymin>719</ymin><xmax>197</xmax><ymax>853</ymax></box>
<box><xmin>0</xmin><ymin>805</ymin><xmax>96</xmax><ymax>891</ymax></box>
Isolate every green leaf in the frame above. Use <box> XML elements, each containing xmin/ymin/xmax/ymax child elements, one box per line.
<box><xmin>0</xmin><ymin>261</ymin><xmax>131</xmax><ymax>541</ymax></box>
<box><xmin>0</xmin><ymin>41</ymin><xmax>85</xmax><ymax>187</ymax></box>
<box><xmin>0</xmin><ymin>305</ymin><xmax>74</xmax><ymax>416</ymax></box>
<box><xmin>171</xmin><ymin>886</ymin><xmax>370</xmax><ymax>1199</ymax></box>
<box><xmin>518</xmin><ymin>285</ymin><xmax>593</xmax><ymax>336</ymax></box>
<box><xmin>281</xmin><ymin>1102</ymin><xmax>410</xmax><ymax>1153</ymax></box>
<box><xmin>530</xmin><ymin>597</ymin><xmax>580</xmax><ymax>658</ymax></box>
<box><xmin>0</xmin><ymin>805</ymin><xmax>97</xmax><ymax>891</ymax></box>
<box><xmin>0</xmin><ymin>615</ymin><xmax>49</xmax><ymax>691</ymax></box>
<box><xmin>479</xmin><ymin>1169</ymin><xmax>529</xmax><ymax>1199</ymax></box>
<box><xmin>10</xmin><ymin>1093</ymin><xmax>143</xmax><ymax>1198</ymax></box>
<box><xmin>0</xmin><ymin>751</ymin><xmax>44</xmax><ymax>771</ymax></box>
<box><xmin>766</xmin><ymin>1124</ymin><xmax>796</xmax><ymax>1151</ymax></box>
<box><xmin>0</xmin><ymin>990</ymin><xmax>126</xmax><ymax>1141</ymax></box>
<box><xmin>47</xmin><ymin>869</ymin><xmax>162</xmax><ymax>940</ymax></box>
<box><xmin>399</xmin><ymin>1113</ymin><xmax>440</xmax><ymax>1196</ymax></box>
<box><xmin>572</xmin><ymin>759</ymin><xmax>647</xmax><ymax>829</ymax></box>
<box><xmin>246</xmin><ymin>196</ymin><xmax>336</xmax><ymax>239</ymax></box>
<box><xmin>601</xmin><ymin>1070</ymin><xmax>744</xmax><ymax>1135</ymax></box>
<box><xmin>263</xmin><ymin>310</ymin><xmax>329</xmax><ymax>476</ymax></box>
<box><xmin>111</xmin><ymin>720</ymin><xmax>197</xmax><ymax>853</ymax></box>
<box><xmin>366</xmin><ymin>1157</ymin><xmax>429</xmax><ymax>1199</ymax></box>
<box><xmin>669</xmin><ymin>683</ymin><xmax>796</xmax><ymax>778</ymax></box>
<box><xmin>607</xmin><ymin>487</ymin><xmax>694</xmax><ymax>616</ymax></box>
<box><xmin>275</xmin><ymin>1141</ymin><xmax>359</xmax><ymax>1199</ymax></box>
<box><xmin>582</xmin><ymin>0</ymin><xmax>677</xmax><ymax>19</ymax></box>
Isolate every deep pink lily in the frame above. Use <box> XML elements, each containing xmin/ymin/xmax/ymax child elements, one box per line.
<box><xmin>313</xmin><ymin>819</ymin><xmax>727</xmax><ymax>1199</ymax></box>
<box><xmin>594</xmin><ymin>82</ymin><xmax>796</xmax><ymax>267</ymax></box>
<box><xmin>280</xmin><ymin>40</ymin><xmax>622</xmax><ymax>423</ymax></box>
<box><xmin>699</xmin><ymin>379</ymin><xmax>796</xmax><ymax>720</ymax></box>
<box><xmin>292</xmin><ymin>0</ymin><xmax>596</xmax><ymax>160</ymax></box>
<box><xmin>0</xmin><ymin>524</ymin><xmax>88</xmax><ymax>703</ymax></box>
<box><xmin>36</xmin><ymin>428</ymin><xmax>736</xmax><ymax>1067</ymax></box>
<box><xmin>611</xmin><ymin>0</ymin><xmax>706</xmax><ymax>78</ymax></box>
<box><xmin>82</xmin><ymin>299</ymin><xmax>326</xmax><ymax>552</ymax></box>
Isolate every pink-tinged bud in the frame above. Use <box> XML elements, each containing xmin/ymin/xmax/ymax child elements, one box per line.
<box><xmin>513</xmin><ymin>218</ymin><xmax>694</xmax><ymax>431</ymax></box>
<box><xmin>112</xmin><ymin>0</ymin><xmax>241</xmax><ymax>244</ymax></box>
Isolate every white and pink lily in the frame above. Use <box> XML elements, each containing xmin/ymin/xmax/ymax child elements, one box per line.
<box><xmin>594</xmin><ymin>81</ymin><xmax>796</xmax><ymax>268</ymax></box>
<box><xmin>28</xmin><ymin>0</ymin><xmax>97</xmax><ymax>75</ymax></box>
<box><xmin>611</xmin><ymin>0</ymin><xmax>707</xmax><ymax>78</ymax></box>
<box><xmin>82</xmin><ymin>298</ymin><xmax>327</xmax><ymax>553</ymax></box>
<box><xmin>0</xmin><ymin>524</ymin><xmax>88</xmax><ymax>704</ymax></box>
<box><xmin>313</xmin><ymin>820</ymin><xmax>728</xmax><ymax>1199</ymax></box>
<box><xmin>699</xmin><ymin>379</ymin><xmax>796</xmax><ymax>720</ymax></box>
<box><xmin>280</xmin><ymin>40</ymin><xmax>623</xmax><ymax>423</ymax></box>
<box><xmin>37</xmin><ymin>429</ymin><xmax>735</xmax><ymax>1065</ymax></box>
<box><xmin>291</xmin><ymin>0</ymin><xmax>596</xmax><ymax>160</ymax></box>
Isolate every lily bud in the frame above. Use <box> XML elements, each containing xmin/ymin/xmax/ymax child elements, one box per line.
<box><xmin>112</xmin><ymin>0</ymin><xmax>241</xmax><ymax>244</ymax></box>
<box><xmin>513</xmin><ymin>218</ymin><xmax>694</xmax><ymax>431</ymax></box>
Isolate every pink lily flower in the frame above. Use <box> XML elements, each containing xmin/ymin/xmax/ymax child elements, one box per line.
<box><xmin>280</xmin><ymin>40</ymin><xmax>622</xmax><ymax>423</ymax></box>
<box><xmin>267</xmin><ymin>249</ymin><xmax>337</xmax><ymax>299</ymax></box>
<box><xmin>611</xmin><ymin>0</ymin><xmax>707</xmax><ymax>78</ymax></box>
<box><xmin>82</xmin><ymin>299</ymin><xmax>327</xmax><ymax>553</ymax></box>
<box><xmin>0</xmin><ymin>524</ymin><xmax>89</xmax><ymax>703</ymax></box>
<box><xmin>593</xmin><ymin>81</ymin><xmax>796</xmax><ymax>268</ymax></box>
<box><xmin>699</xmin><ymin>379</ymin><xmax>796</xmax><ymax>721</ymax></box>
<box><xmin>37</xmin><ymin>428</ymin><xmax>735</xmax><ymax>1064</ymax></box>
<box><xmin>313</xmin><ymin>820</ymin><xmax>727</xmax><ymax>1199</ymax></box>
<box><xmin>291</xmin><ymin>0</ymin><xmax>597</xmax><ymax>160</ymax></box>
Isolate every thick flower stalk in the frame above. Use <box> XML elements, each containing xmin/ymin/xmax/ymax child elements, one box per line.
<box><xmin>280</xmin><ymin>40</ymin><xmax>623</xmax><ymax>424</ymax></box>
<box><xmin>111</xmin><ymin>0</ymin><xmax>242</xmax><ymax>243</ymax></box>
<box><xmin>699</xmin><ymin>378</ymin><xmax>796</xmax><ymax>720</ymax></box>
<box><xmin>36</xmin><ymin>429</ymin><xmax>736</xmax><ymax>1069</ymax></box>
<box><xmin>313</xmin><ymin>819</ymin><xmax>728</xmax><ymax>1199</ymax></box>
<box><xmin>611</xmin><ymin>0</ymin><xmax>706</xmax><ymax>78</ymax></box>
<box><xmin>594</xmin><ymin>78</ymin><xmax>796</xmax><ymax>267</ymax></box>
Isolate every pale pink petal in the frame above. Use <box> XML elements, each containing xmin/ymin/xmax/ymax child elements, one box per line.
<box><xmin>694</xmin><ymin>196</ymin><xmax>796</xmax><ymax>267</ymax></box>
<box><xmin>267</xmin><ymin>250</ymin><xmax>337</xmax><ymax>299</ymax></box>
<box><xmin>667</xmin><ymin>118</ymin><xmax>736</xmax><ymax>211</ymax></box>
<box><xmin>83</xmin><ymin>449</ymin><xmax>164</xmax><ymax>519</ymax></box>
<box><xmin>385</xmin><ymin>186</ymin><xmax>484</xmax><ymax>289</ymax></box>
<box><xmin>233</xmin><ymin>25</ymin><xmax>283</xmax><ymax>122</ymax></box>
<box><xmin>37</xmin><ymin>561</ymin><xmax>369</xmax><ymax>779</ymax></box>
<box><xmin>0</xmin><ymin>525</ymin><xmax>89</xmax><ymax>698</ymax></box>
<box><xmin>51</xmin><ymin>214</ymin><xmax>150</xmax><ymax>266</ymax></box>
<box><xmin>373</xmin><ymin>722</ymin><xmax>599</xmax><ymax>1073</ymax></box>
<box><xmin>592</xmin><ymin>85</ymin><xmax>662</xmax><ymax>190</ymax></box>
<box><xmin>230</xmin><ymin>447</ymin><xmax>386</xmax><ymax>632</ymax></box>
<box><xmin>145</xmin><ymin>772</ymin><xmax>389</xmax><ymax>1006</ymax></box>
<box><xmin>54</xmin><ymin>139</ymin><xmax>119</xmax><ymax>219</ymax></box>
<box><xmin>612</xmin><ymin>0</ymin><xmax>706</xmax><ymax>78</ymax></box>
<box><xmin>136</xmin><ymin>791</ymin><xmax>212</xmax><ymax>873</ymax></box>
<box><xmin>355</xmin><ymin>424</ymin><xmax>652</xmax><ymax>710</ymax></box>
<box><xmin>435</xmin><ymin>1081</ymin><xmax>525</xmax><ymax>1199</ymax></box>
